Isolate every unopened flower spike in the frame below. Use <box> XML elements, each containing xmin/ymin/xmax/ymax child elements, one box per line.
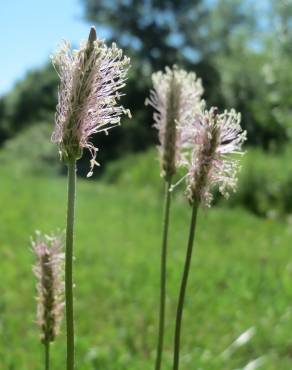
<box><xmin>52</xmin><ymin>26</ymin><xmax>131</xmax><ymax>176</ymax></box>
<box><xmin>179</xmin><ymin>106</ymin><xmax>247</xmax><ymax>206</ymax></box>
<box><xmin>146</xmin><ymin>66</ymin><xmax>204</xmax><ymax>181</ymax></box>
<box><xmin>32</xmin><ymin>231</ymin><xmax>64</xmax><ymax>344</ymax></box>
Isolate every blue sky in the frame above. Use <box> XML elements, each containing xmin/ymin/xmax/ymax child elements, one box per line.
<box><xmin>0</xmin><ymin>0</ymin><xmax>270</xmax><ymax>97</ymax></box>
<box><xmin>0</xmin><ymin>0</ymin><xmax>106</xmax><ymax>96</ymax></box>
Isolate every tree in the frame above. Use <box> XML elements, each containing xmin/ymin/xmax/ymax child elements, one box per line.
<box><xmin>83</xmin><ymin>0</ymin><xmax>210</xmax><ymax>70</ymax></box>
<box><xmin>82</xmin><ymin>0</ymin><xmax>255</xmax><ymax>153</ymax></box>
<box><xmin>0</xmin><ymin>64</ymin><xmax>58</xmax><ymax>141</ymax></box>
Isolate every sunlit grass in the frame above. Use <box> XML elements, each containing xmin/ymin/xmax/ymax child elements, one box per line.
<box><xmin>0</xmin><ymin>163</ymin><xmax>292</xmax><ymax>369</ymax></box>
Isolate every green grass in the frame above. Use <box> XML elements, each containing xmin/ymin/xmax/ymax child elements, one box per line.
<box><xmin>0</xmin><ymin>160</ymin><xmax>292</xmax><ymax>370</ymax></box>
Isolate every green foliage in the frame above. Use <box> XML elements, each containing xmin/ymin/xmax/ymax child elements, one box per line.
<box><xmin>103</xmin><ymin>148</ymin><xmax>161</xmax><ymax>189</ymax></box>
<box><xmin>0</xmin><ymin>122</ymin><xmax>61</xmax><ymax>176</ymax></box>
<box><xmin>0</xmin><ymin>64</ymin><xmax>58</xmax><ymax>140</ymax></box>
<box><xmin>1</xmin><ymin>166</ymin><xmax>292</xmax><ymax>369</ymax></box>
<box><xmin>83</xmin><ymin>0</ymin><xmax>251</xmax><ymax>69</ymax></box>
<box><xmin>212</xmin><ymin>0</ymin><xmax>292</xmax><ymax>149</ymax></box>
<box><xmin>83</xmin><ymin>0</ymin><xmax>209</xmax><ymax>69</ymax></box>
<box><xmin>215</xmin><ymin>42</ymin><xmax>291</xmax><ymax>149</ymax></box>
<box><xmin>103</xmin><ymin>147</ymin><xmax>292</xmax><ymax>218</ymax></box>
<box><xmin>230</xmin><ymin>147</ymin><xmax>292</xmax><ymax>217</ymax></box>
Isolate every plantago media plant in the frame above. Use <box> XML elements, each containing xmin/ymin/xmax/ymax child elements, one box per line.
<box><xmin>146</xmin><ymin>66</ymin><xmax>203</xmax><ymax>370</ymax></box>
<box><xmin>52</xmin><ymin>27</ymin><xmax>130</xmax><ymax>370</ymax></box>
<box><xmin>173</xmin><ymin>107</ymin><xmax>246</xmax><ymax>370</ymax></box>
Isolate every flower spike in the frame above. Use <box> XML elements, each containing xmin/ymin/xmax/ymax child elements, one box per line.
<box><xmin>146</xmin><ymin>66</ymin><xmax>203</xmax><ymax>181</ymax></box>
<box><xmin>32</xmin><ymin>232</ymin><xmax>64</xmax><ymax>344</ymax></box>
<box><xmin>52</xmin><ymin>27</ymin><xmax>131</xmax><ymax>176</ymax></box>
<box><xmin>179</xmin><ymin>107</ymin><xmax>247</xmax><ymax>206</ymax></box>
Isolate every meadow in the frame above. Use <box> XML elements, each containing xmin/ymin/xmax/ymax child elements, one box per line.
<box><xmin>0</xmin><ymin>150</ymin><xmax>292</xmax><ymax>370</ymax></box>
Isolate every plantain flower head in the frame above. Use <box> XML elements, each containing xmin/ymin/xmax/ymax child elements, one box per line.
<box><xmin>52</xmin><ymin>27</ymin><xmax>131</xmax><ymax>176</ymax></box>
<box><xmin>179</xmin><ymin>107</ymin><xmax>246</xmax><ymax>206</ymax></box>
<box><xmin>32</xmin><ymin>232</ymin><xmax>64</xmax><ymax>344</ymax></box>
<box><xmin>146</xmin><ymin>66</ymin><xmax>203</xmax><ymax>181</ymax></box>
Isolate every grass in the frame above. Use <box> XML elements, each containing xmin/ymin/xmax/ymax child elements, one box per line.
<box><xmin>0</xmin><ymin>156</ymin><xmax>292</xmax><ymax>370</ymax></box>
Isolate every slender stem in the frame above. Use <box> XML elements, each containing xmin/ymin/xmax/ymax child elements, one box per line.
<box><xmin>155</xmin><ymin>180</ymin><xmax>172</xmax><ymax>370</ymax></box>
<box><xmin>44</xmin><ymin>342</ymin><xmax>50</xmax><ymax>370</ymax></box>
<box><xmin>173</xmin><ymin>201</ymin><xmax>199</xmax><ymax>370</ymax></box>
<box><xmin>65</xmin><ymin>160</ymin><xmax>76</xmax><ymax>370</ymax></box>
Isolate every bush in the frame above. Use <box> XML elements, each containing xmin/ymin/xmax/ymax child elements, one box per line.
<box><xmin>103</xmin><ymin>146</ymin><xmax>292</xmax><ymax>218</ymax></box>
<box><xmin>229</xmin><ymin>148</ymin><xmax>292</xmax><ymax>217</ymax></box>
<box><xmin>103</xmin><ymin>148</ymin><xmax>161</xmax><ymax>190</ymax></box>
<box><xmin>0</xmin><ymin>122</ymin><xmax>62</xmax><ymax>176</ymax></box>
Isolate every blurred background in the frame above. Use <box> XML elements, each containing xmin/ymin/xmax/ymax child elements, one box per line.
<box><xmin>1</xmin><ymin>0</ymin><xmax>292</xmax><ymax>369</ymax></box>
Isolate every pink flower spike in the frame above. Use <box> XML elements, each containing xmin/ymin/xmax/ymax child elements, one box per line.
<box><xmin>32</xmin><ymin>232</ymin><xmax>64</xmax><ymax>344</ymax></box>
<box><xmin>179</xmin><ymin>107</ymin><xmax>247</xmax><ymax>206</ymax></box>
<box><xmin>146</xmin><ymin>66</ymin><xmax>204</xmax><ymax>181</ymax></box>
<box><xmin>51</xmin><ymin>27</ymin><xmax>131</xmax><ymax>176</ymax></box>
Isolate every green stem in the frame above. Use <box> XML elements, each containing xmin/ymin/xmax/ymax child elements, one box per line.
<box><xmin>173</xmin><ymin>201</ymin><xmax>199</xmax><ymax>370</ymax></box>
<box><xmin>65</xmin><ymin>160</ymin><xmax>76</xmax><ymax>370</ymax></box>
<box><xmin>45</xmin><ymin>342</ymin><xmax>50</xmax><ymax>370</ymax></box>
<box><xmin>155</xmin><ymin>180</ymin><xmax>172</xmax><ymax>370</ymax></box>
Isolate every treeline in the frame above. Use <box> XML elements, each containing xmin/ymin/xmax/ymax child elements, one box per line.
<box><xmin>0</xmin><ymin>0</ymin><xmax>291</xmax><ymax>174</ymax></box>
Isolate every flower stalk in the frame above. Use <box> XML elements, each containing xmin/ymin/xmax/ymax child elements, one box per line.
<box><xmin>45</xmin><ymin>342</ymin><xmax>50</xmax><ymax>370</ymax></box>
<box><xmin>155</xmin><ymin>179</ymin><xmax>172</xmax><ymax>370</ymax></box>
<box><xmin>173</xmin><ymin>200</ymin><xmax>198</xmax><ymax>370</ymax></box>
<box><xmin>65</xmin><ymin>159</ymin><xmax>76</xmax><ymax>370</ymax></box>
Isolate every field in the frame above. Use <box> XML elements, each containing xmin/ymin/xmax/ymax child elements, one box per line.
<box><xmin>1</xmin><ymin>154</ymin><xmax>292</xmax><ymax>370</ymax></box>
